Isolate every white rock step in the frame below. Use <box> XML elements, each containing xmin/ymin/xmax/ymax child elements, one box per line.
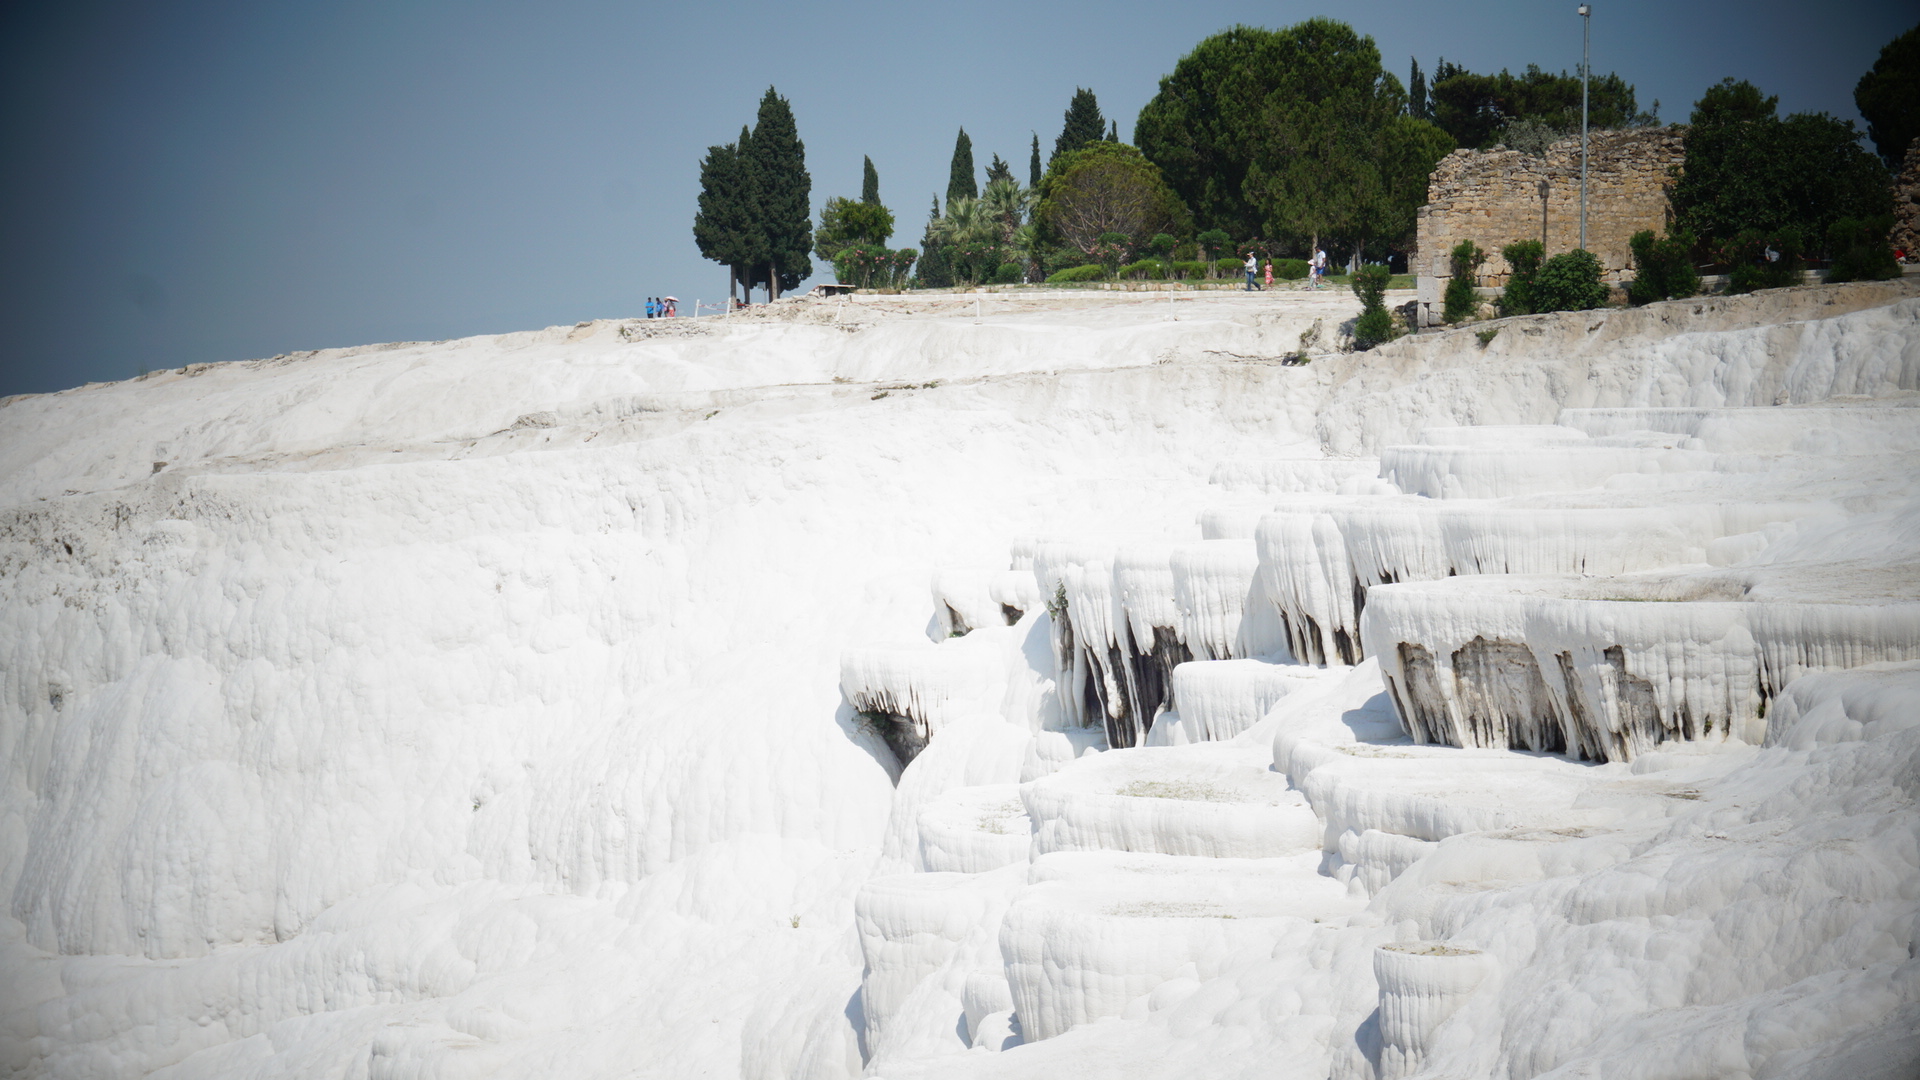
<box><xmin>854</xmin><ymin>866</ymin><xmax>1025</xmax><ymax>1064</ymax></box>
<box><xmin>1361</xmin><ymin>572</ymin><xmax>1920</xmax><ymax>762</ymax></box>
<box><xmin>1023</xmin><ymin>743</ymin><xmax>1320</xmax><ymax>859</ymax></box>
<box><xmin>1163</xmin><ymin>657</ymin><xmax>1319</xmax><ymax>743</ymax></box>
<box><xmin>999</xmin><ymin>850</ymin><xmax>1363</xmax><ymax>1042</ymax></box>
<box><xmin>1206</xmin><ymin>457</ymin><xmax>1381</xmax><ymax>494</ymax></box>
<box><xmin>1556</xmin><ymin>402</ymin><xmax>1920</xmax><ymax>453</ymax></box>
<box><xmin>917</xmin><ymin>783</ymin><xmax>1031</xmax><ymax>874</ymax></box>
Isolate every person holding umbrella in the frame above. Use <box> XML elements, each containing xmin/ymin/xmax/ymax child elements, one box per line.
<box><xmin>662</xmin><ymin>296</ymin><xmax>678</xmax><ymax>317</ymax></box>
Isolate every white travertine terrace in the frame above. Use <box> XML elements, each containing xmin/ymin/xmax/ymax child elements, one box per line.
<box><xmin>844</xmin><ymin>289</ymin><xmax>1919</xmax><ymax>1079</ymax></box>
<box><xmin>4</xmin><ymin>284</ymin><xmax>1917</xmax><ymax>1078</ymax></box>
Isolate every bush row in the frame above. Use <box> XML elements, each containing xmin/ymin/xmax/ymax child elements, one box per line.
<box><xmin>1044</xmin><ymin>257</ymin><xmax>1316</xmax><ymax>284</ymax></box>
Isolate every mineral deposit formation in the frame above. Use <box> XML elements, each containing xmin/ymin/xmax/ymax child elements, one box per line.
<box><xmin>3</xmin><ymin>281</ymin><xmax>1917</xmax><ymax>1078</ymax></box>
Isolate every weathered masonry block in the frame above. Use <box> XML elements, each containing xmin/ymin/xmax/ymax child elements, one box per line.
<box><xmin>1893</xmin><ymin>137</ymin><xmax>1920</xmax><ymax>259</ymax></box>
<box><xmin>1414</xmin><ymin>128</ymin><xmax>1685</xmax><ymax>322</ymax></box>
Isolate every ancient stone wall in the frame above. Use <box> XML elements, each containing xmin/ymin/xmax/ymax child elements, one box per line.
<box><xmin>1414</xmin><ymin>128</ymin><xmax>1686</xmax><ymax>288</ymax></box>
<box><xmin>1893</xmin><ymin>138</ymin><xmax>1920</xmax><ymax>260</ymax></box>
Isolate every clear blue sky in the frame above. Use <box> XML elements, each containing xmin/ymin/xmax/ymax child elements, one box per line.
<box><xmin>1</xmin><ymin>0</ymin><xmax>1909</xmax><ymax>396</ymax></box>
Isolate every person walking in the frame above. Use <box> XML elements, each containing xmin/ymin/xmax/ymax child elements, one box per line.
<box><xmin>1263</xmin><ymin>258</ymin><xmax>1274</xmax><ymax>290</ymax></box>
<box><xmin>1244</xmin><ymin>252</ymin><xmax>1259</xmax><ymax>291</ymax></box>
<box><xmin>1310</xmin><ymin>247</ymin><xmax>1327</xmax><ymax>289</ymax></box>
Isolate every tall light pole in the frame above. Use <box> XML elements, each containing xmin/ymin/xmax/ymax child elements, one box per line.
<box><xmin>1578</xmin><ymin>4</ymin><xmax>1591</xmax><ymax>251</ymax></box>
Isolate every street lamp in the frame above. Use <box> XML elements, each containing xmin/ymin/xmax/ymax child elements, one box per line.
<box><xmin>1578</xmin><ymin>4</ymin><xmax>1591</xmax><ymax>251</ymax></box>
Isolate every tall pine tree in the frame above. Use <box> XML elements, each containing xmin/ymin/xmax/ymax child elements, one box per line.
<box><xmin>1029</xmin><ymin>133</ymin><xmax>1041</xmax><ymax>188</ymax></box>
<box><xmin>918</xmin><ymin>192</ymin><xmax>953</xmax><ymax>287</ymax></box>
<box><xmin>862</xmin><ymin>155</ymin><xmax>880</xmax><ymax>204</ymax></box>
<box><xmin>693</xmin><ymin>125</ymin><xmax>764</xmax><ymax>302</ymax></box>
<box><xmin>985</xmin><ymin>153</ymin><xmax>1013</xmax><ymax>185</ymax></box>
<box><xmin>1052</xmin><ymin>88</ymin><xmax>1106</xmax><ymax>163</ymax></box>
<box><xmin>948</xmin><ymin>128</ymin><xmax>977</xmax><ymax>204</ymax></box>
<box><xmin>745</xmin><ymin>87</ymin><xmax>811</xmax><ymax>300</ymax></box>
<box><xmin>1409</xmin><ymin>58</ymin><xmax>1428</xmax><ymax>119</ymax></box>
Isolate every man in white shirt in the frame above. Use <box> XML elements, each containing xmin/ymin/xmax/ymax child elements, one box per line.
<box><xmin>1244</xmin><ymin>252</ymin><xmax>1260</xmax><ymax>291</ymax></box>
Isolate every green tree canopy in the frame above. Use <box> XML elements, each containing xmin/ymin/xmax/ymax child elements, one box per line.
<box><xmin>1428</xmin><ymin>61</ymin><xmax>1653</xmax><ymax>149</ymax></box>
<box><xmin>862</xmin><ymin>155</ymin><xmax>880</xmax><ymax>204</ymax></box>
<box><xmin>948</xmin><ymin>128</ymin><xmax>977</xmax><ymax>205</ymax></box>
<box><xmin>1409</xmin><ymin>57</ymin><xmax>1428</xmax><ymax>120</ymax></box>
<box><xmin>979</xmin><ymin>177</ymin><xmax>1031</xmax><ymax>240</ymax></box>
<box><xmin>1035</xmin><ymin>142</ymin><xmax>1190</xmax><ymax>255</ymax></box>
<box><xmin>814</xmin><ymin>197</ymin><xmax>894</xmax><ymax>262</ymax></box>
<box><xmin>1052</xmin><ymin>88</ymin><xmax>1106</xmax><ymax>164</ymax></box>
<box><xmin>1672</xmin><ymin>79</ymin><xmax>1891</xmax><ymax>251</ymax></box>
<box><xmin>693</xmin><ymin>125</ymin><xmax>765</xmax><ymax>300</ymax></box>
<box><xmin>1691</xmin><ymin>77</ymin><xmax>1777</xmax><ymax>126</ymax></box>
<box><xmin>1133</xmin><ymin>21</ymin><xmax>1451</xmax><ymax>255</ymax></box>
<box><xmin>986</xmin><ymin>154</ymin><xmax>1014</xmax><ymax>186</ymax></box>
<box><xmin>917</xmin><ymin>193</ymin><xmax>953</xmax><ymax>287</ymax></box>
<box><xmin>1365</xmin><ymin>115</ymin><xmax>1458</xmax><ymax>253</ymax></box>
<box><xmin>1133</xmin><ymin>26</ymin><xmax>1274</xmax><ymax>240</ymax></box>
<box><xmin>742</xmin><ymin>87</ymin><xmax>812</xmax><ymax>298</ymax></box>
<box><xmin>1854</xmin><ymin>22</ymin><xmax>1919</xmax><ymax>167</ymax></box>
<box><xmin>1239</xmin><ymin>20</ymin><xmax>1404</xmax><ymax>252</ymax></box>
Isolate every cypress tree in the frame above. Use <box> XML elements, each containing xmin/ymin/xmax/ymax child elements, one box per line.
<box><xmin>948</xmin><ymin>128</ymin><xmax>977</xmax><ymax>205</ymax></box>
<box><xmin>1409</xmin><ymin>58</ymin><xmax>1428</xmax><ymax>120</ymax></box>
<box><xmin>1108</xmin><ymin>119</ymin><xmax>1118</xmax><ymax>141</ymax></box>
<box><xmin>1029</xmin><ymin>133</ymin><xmax>1041</xmax><ymax>188</ymax></box>
<box><xmin>1052</xmin><ymin>87</ymin><xmax>1106</xmax><ymax>163</ymax></box>
<box><xmin>745</xmin><ymin>86</ymin><xmax>811</xmax><ymax>300</ymax></box>
<box><xmin>862</xmin><ymin>155</ymin><xmax>880</xmax><ymax>204</ymax></box>
<box><xmin>694</xmin><ymin>125</ymin><xmax>765</xmax><ymax>302</ymax></box>
<box><xmin>918</xmin><ymin>192</ymin><xmax>953</xmax><ymax>287</ymax></box>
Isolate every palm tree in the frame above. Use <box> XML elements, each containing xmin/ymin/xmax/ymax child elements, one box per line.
<box><xmin>931</xmin><ymin>196</ymin><xmax>1004</xmax><ymax>284</ymax></box>
<box><xmin>979</xmin><ymin>178</ymin><xmax>1034</xmax><ymax>242</ymax></box>
<box><xmin>1010</xmin><ymin>223</ymin><xmax>1043</xmax><ymax>283</ymax></box>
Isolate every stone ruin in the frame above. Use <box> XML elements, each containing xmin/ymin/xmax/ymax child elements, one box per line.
<box><xmin>1413</xmin><ymin>128</ymin><xmax>1685</xmax><ymax>325</ymax></box>
<box><xmin>1894</xmin><ymin>137</ymin><xmax>1920</xmax><ymax>260</ymax></box>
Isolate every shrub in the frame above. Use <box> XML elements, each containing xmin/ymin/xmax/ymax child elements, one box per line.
<box><xmin>1824</xmin><ymin>216</ymin><xmax>1899</xmax><ymax>283</ymax></box>
<box><xmin>832</xmin><ymin>244</ymin><xmax>919</xmax><ymax>289</ymax></box>
<box><xmin>1171</xmin><ymin>260</ymin><xmax>1209</xmax><ymax>280</ymax></box>
<box><xmin>992</xmin><ymin>262</ymin><xmax>1024</xmax><ymax>285</ymax></box>
<box><xmin>1119</xmin><ymin>259</ymin><xmax>1168</xmax><ymax>280</ymax></box>
<box><xmin>1196</xmin><ymin>229</ymin><xmax>1231</xmax><ymax>268</ymax></box>
<box><xmin>1042</xmin><ymin>249</ymin><xmax>1085</xmax><ymax>276</ymax></box>
<box><xmin>1627</xmin><ymin>230</ymin><xmax>1700</xmax><ymax>305</ymax></box>
<box><xmin>1093</xmin><ymin>231</ymin><xmax>1130</xmax><ymax>276</ymax></box>
<box><xmin>1214</xmin><ymin>257</ymin><xmax>1244</xmax><ymax>278</ymax></box>
<box><xmin>1148</xmin><ymin>233</ymin><xmax>1177</xmax><ymax>258</ymax></box>
<box><xmin>1532</xmin><ymin>248</ymin><xmax>1610</xmax><ymax>312</ymax></box>
<box><xmin>1350</xmin><ymin>264</ymin><xmax>1397</xmax><ymax>349</ymax></box>
<box><xmin>1045</xmin><ymin>264</ymin><xmax>1107</xmax><ymax>284</ymax></box>
<box><xmin>1443</xmin><ymin>239</ymin><xmax>1486</xmax><ymax>323</ymax></box>
<box><xmin>1498</xmin><ymin>239</ymin><xmax>1545</xmax><ymax>316</ymax></box>
<box><xmin>1272</xmin><ymin>258</ymin><xmax>1310</xmax><ymax>280</ymax></box>
<box><xmin>1724</xmin><ymin>228</ymin><xmax>1803</xmax><ymax>293</ymax></box>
